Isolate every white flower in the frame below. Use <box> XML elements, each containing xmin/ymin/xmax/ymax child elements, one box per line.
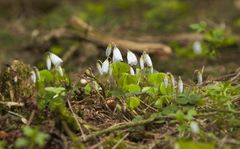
<box><xmin>130</xmin><ymin>67</ymin><xmax>135</xmax><ymax>75</ymax></box>
<box><xmin>96</xmin><ymin>61</ymin><xmax>103</xmax><ymax>75</ymax></box>
<box><xmin>80</xmin><ymin>79</ymin><xmax>88</xmax><ymax>85</ymax></box>
<box><xmin>31</xmin><ymin>71</ymin><xmax>36</xmax><ymax>83</ymax></box>
<box><xmin>170</xmin><ymin>75</ymin><xmax>176</xmax><ymax>88</ymax></box>
<box><xmin>105</xmin><ymin>44</ymin><xmax>112</xmax><ymax>57</ymax></box>
<box><xmin>127</xmin><ymin>50</ymin><xmax>138</xmax><ymax>66</ymax></box>
<box><xmin>197</xmin><ymin>71</ymin><xmax>203</xmax><ymax>85</ymax></box>
<box><xmin>193</xmin><ymin>41</ymin><xmax>202</xmax><ymax>54</ymax></box>
<box><xmin>164</xmin><ymin>75</ymin><xmax>168</xmax><ymax>88</ymax></box>
<box><xmin>112</xmin><ymin>46</ymin><xmax>123</xmax><ymax>62</ymax></box>
<box><xmin>49</xmin><ymin>52</ymin><xmax>63</xmax><ymax>67</ymax></box>
<box><xmin>102</xmin><ymin>59</ymin><xmax>110</xmax><ymax>74</ymax></box>
<box><xmin>57</xmin><ymin>66</ymin><xmax>64</xmax><ymax>76</ymax></box>
<box><xmin>139</xmin><ymin>55</ymin><xmax>145</xmax><ymax>70</ymax></box>
<box><xmin>190</xmin><ymin>121</ymin><xmax>200</xmax><ymax>134</ymax></box>
<box><xmin>33</xmin><ymin>67</ymin><xmax>40</xmax><ymax>80</ymax></box>
<box><xmin>178</xmin><ymin>76</ymin><xmax>184</xmax><ymax>93</ymax></box>
<box><xmin>143</xmin><ymin>52</ymin><xmax>153</xmax><ymax>67</ymax></box>
<box><xmin>46</xmin><ymin>56</ymin><xmax>51</xmax><ymax>70</ymax></box>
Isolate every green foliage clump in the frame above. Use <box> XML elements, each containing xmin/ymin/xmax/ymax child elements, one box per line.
<box><xmin>15</xmin><ymin>126</ymin><xmax>49</xmax><ymax>149</ymax></box>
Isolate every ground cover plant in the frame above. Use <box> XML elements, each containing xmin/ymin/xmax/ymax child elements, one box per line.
<box><xmin>0</xmin><ymin>43</ymin><xmax>240</xmax><ymax>149</ymax></box>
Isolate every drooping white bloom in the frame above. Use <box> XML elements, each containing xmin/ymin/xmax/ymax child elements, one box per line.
<box><xmin>130</xmin><ymin>67</ymin><xmax>135</xmax><ymax>75</ymax></box>
<box><xmin>190</xmin><ymin>121</ymin><xmax>200</xmax><ymax>134</ymax></box>
<box><xmin>105</xmin><ymin>44</ymin><xmax>112</xmax><ymax>57</ymax></box>
<box><xmin>112</xmin><ymin>46</ymin><xmax>123</xmax><ymax>62</ymax></box>
<box><xmin>33</xmin><ymin>67</ymin><xmax>40</xmax><ymax>80</ymax></box>
<box><xmin>49</xmin><ymin>52</ymin><xmax>63</xmax><ymax>67</ymax></box>
<box><xmin>143</xmin><ymin>52</ymin><xmax>153</xmax><ymax>67</ymax></box>
<box><xmin>127</xmin><ymin>50</ymin><xmax>138</xmax><ymax>66</ymax></box>
<box><xmin>197</xmin><ymin>71</ymin><xmax>203</xmax><ymax>85</ymax></box>
<box><xmin>96</xmin><ymin>61</ymin><xmax>103</xmax><ymax>75</ymax></box>
<box><xmin>193</xmin><ymin>41</ymin><xmax>202</xmax><ymax>54</ymax></box>
<box><xmin>102</xmin><ymin>59</ymin><xmax>110</xmax><ymax>74</ymax></box>
<box><xmin>57</xmin><ymin>66</ymin><xmax>64</xmax><ymax>76</ymax></box>
<box><xmin>139</xmin><ymin>55</ymin><xmax>145</xmax><ymax>70</ymax></box>
<box><xmin>164</xmin><ymin>75</ymin><xmax>168</xmax><ymax>88</ymax></box>
<box><xmin>31</xmin><ymin>71</ymin><xmax>36</xmax><ymax>83</ymax></box>
<box><xmin>80</xmin><ymin>79</ymin><xmax>88</xmax><ymax>85</ymax></box>
<box><xmin>178</xmin><ymin>76</ymin><xmax>184</xmax><ymax>93</ymax></box>
<box><xmin>46</xmin><ymin>56</ymin><xmax>51</xmax><ymax>70</ymax></box>
<box><xmin>170</xmin><ymin>74</ymin><xmax>176</xmax><ymax>88</ymax></box>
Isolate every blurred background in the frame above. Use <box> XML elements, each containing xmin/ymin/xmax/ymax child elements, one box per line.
<box><xmin>0</xmin><ymin>0</ymin><xmax>239</xmax><ymax>79</ymax></box>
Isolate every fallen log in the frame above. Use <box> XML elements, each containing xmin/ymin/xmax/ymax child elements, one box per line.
<box><xmin>69</xmin><ymin>16</ymin><xmax>172</xmax><ymax>56</ymax></box>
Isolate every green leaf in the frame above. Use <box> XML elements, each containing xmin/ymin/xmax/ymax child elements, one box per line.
<box><xmin>177</xmin><ymin>141</ymin><xmax>214</xmax><ymax>149</ymax></box>
<box><xmin>148</xmin><ymin>73</ymin><xmax>166</xmax><ymax>87</ymax></box>
<box><xmin>142</xmin><ymin>86</ymin><xmax>158</xmax><ymax>97</ymax></box>
<box><xmin>15</xmin><ymin>138</ymin><xmax>29</xmax><ymax>148</ymax></box>
<box><xmin>123</xmin><ymin>84</ymin><xmax>141</xmax><ymax>93</ymax></box>
<box><xmin>35</xmin><ymin>133</ymin><xmax>49</xmax><ymax>147</ymax></box>
<box><xmin>23</xmin><ymin>126</ymin><xmax>36</xmax><ymax>137</ymax></box>
<box><xmin>112</xmin><ymin>62</ymin><xmax>130</xmax><ymax>78</ymax></box>
<box><xmin>118</xmin><ymin>73</ymin><xmax>139</xmax><ymax>88</ymax></box>
<box><xmin>186</xmin><ymin>109</ymin><xmax>197</xmax><ymax>121</ymax></box>
<box><xmin>175</xmin><ymin>110</ymin><xmax>185</xmax><ymax>122</ymax></box>
<box><xmin>127</xmin><ymin>97</ymin><xmax>141</xmax><ymax>109</ymax></box>
<box><xmin>84</xmin><ymin>83</ymin><xmax>92</xmax><ymax>95</ymax></box>
<box><xmin>190</xmin><ymin>21</ymin><xmax>207</xmax><ymax>33</ymax></box>
<box><xmin>39</xmin><ymin>70</ymin><xmax>54</xmax><ymax>82</ymax></box>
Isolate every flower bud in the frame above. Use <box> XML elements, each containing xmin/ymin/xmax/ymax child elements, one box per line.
<box><xmin>46</xmin><ymin>55</ymin><xmax>51</xmax><ymax>70</ymax></box>
<box><xmin>127</xmin><ymin>50</ymin><xmax>138</xmax><ymax>66</ymax></box>
<box><xmin>105</xmin><ymin>44</ymin><xmax>112</xmax><ymax>57</ymax></box>
<box><xmin>178</xmin><ymin>76</ymin><xmax>183</xmax><ymax>93</ymax></box>
<box><xmin>102</xmin><ymin>59</ymin><xmax>110</xmax><ymax>74</ymax></box>
<box><xmin>49</xmin><ymin>52</ymin><xmax>63</xmax><ymax>67</ymax></box>
<box><xmin>31</xmin><ymin>71</ymin><xmax>36</xmax><ymax>83</ymax></box>
<box><xmin>139</xmin><ymin>55</ymin><xmax>145</xmax><ymax>70</ymax></box>
<box><xmin>193</xmin><ymin>41</ymin><xmax>202</xmax><ymax>54</ymax></box>
<box><xmin>57</xmin><ymin>66</ymin><xmax>64</xmax><ymax>76</ymax></box>
<box><xmin>143</xmin><ymin>52</ymin><xmax>153</xmax><ymax>67</ymax></box>
<box><xmin>190</xmin><ymin>121</ymin><xmax>200</xmax><ymax>134</ymax></box>
<box><xmin>112</xmin><ymin>46</ymin><xmax>123</xmax><ymax>62</ymax></box>
<box><xmin>96</xmin><ymin>61</ymin><xmax>103</xmax><ymax>75</ymax></box>
<box><xmin>130</xmin><ymin>66</ymin><xmax>135</xmax><ymax>75</ymax></box>
<box><xmin>164</xmin><ymin>75</ymin><xmax>168</xmax><ymax>88</ymax></box>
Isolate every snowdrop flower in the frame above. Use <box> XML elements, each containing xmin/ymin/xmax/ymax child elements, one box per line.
<box><xmin>164</xmin><ymin>75</ymin><xmax>168</xmax><ymax>88</ymax></box>
<box><xmin>112</xmin><ymin>46</ymin><xmax>123</xmax><ymax>62</ymax></box>
<box><xmin>178</xmin><ymin>76</ymin><xmax>183</xmax><ymax>93</ymax></box>
<box><xmin>46</xmin><ymin>55</ymin><xmax>51</xmax><ymax>70</ymax></box>
<box><xmin>193</xmin><ymin>41</ymin><xmax>202</xmax><ymax>54</ymax></box>
<box><xmin>49</xmin><ymin>52</ymin><xmax>63</xmax><ymax>67</ymax></box>
<box><xmin>127</xmin><ymin>50</ymin><xmax>138</xmax><ymax>66</ymax></box>
<box><xmin>197</xmin><ymin>71</ymin><xmax>203</xmax><ymax>85</ymax></box>
<box><xmin>139</xmin><ymin>55</ymin><xmax>145</xmax><ymax>70</ymax></box>
<box><xmin>105</xmin><ymin>44</ymin><xmax>112</xmax><ymax>57</ymax></box>
<box><xmin>33</xmin><ymin>67</ymin><xmax>40</xmax><ymax>80</ymax></box>
<box><xmin>190</xmin><ymin>121</ymin><xmax>200</xmax><ymax>134</ymax></box>
<box><xmin>102</xmin><ymin>59</ymin><xmax>110</xmax><ymax>74</ymax></box>
<box><xmin>143</xmin><ymin>52</ymin><xmax>153</xmax><ymax>67</ymax></box>
<box><xmin>31</xmin><ymin>71</ymin><xmax>36</xmax><ymax>83</ymax></box>
<box><xmin>57</xmin><ymin>66</ymin><xmax>64</xmax><ymax>76</ymax></box>
<box><xmin>168</xmin><ymin>73</ymin><xmax>175</xmax><ymax>88</ymax></box>
<box><xmin>130</xmin><ymin>66</ymin><xmax>135</xmax><ymax>75</ymax></box>
<box><xmin>96</xmin><ymin>61</ymin><xmax>103</xmax><ymax>75</ymax></box>
<box><xmin>80</xmin><ymin>79</ymin><xmax>88</xmax><ymax>85</ymax></box>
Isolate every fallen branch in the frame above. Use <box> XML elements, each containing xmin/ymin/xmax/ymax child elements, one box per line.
<box><xmin>80</xmin><ymin>115</ymin><xmax>172</xmax><ymax>142</ymax></box>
